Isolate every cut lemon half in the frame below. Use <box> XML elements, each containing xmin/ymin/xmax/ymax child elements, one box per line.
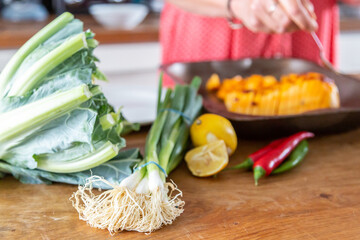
<box><xmin>185</xmin><ymin>140</ymin><xmax>229</xmax><ymax>177</ymax></box>
<box><xmin>190</xmin><ymin>113</ymin><xmax>237</xmax><ymax>156</ymax></box>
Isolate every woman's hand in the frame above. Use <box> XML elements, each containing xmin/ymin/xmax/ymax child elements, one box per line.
<box><xmin>231</xmin><ymin>0</ymin><xmax>318</xmax><ymax>33</ymax></box>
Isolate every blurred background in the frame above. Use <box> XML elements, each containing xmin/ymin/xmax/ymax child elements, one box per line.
<box><xmin>0</xmin><ymin>0</ymin><xmax>359</xmax><ymax>123</ymax></box>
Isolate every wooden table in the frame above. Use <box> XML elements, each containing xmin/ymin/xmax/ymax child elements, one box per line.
<box><xmin>1</xmin><ymin>127</ymin><xmax>360</xmax><ymax>239</ymax></box>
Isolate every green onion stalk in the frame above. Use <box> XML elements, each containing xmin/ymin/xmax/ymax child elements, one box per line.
<box><xmin>71</xmin><ymin>75</ymin><xmax>203</xmax><ymax>234</ymax></box>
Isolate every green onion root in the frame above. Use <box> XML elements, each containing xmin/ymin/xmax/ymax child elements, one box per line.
<box><xmin>70</xmin><ymin>76</ymin><xmax>202</xmax><ymax>234</ymax></box>
<box><xmin>70</xmin><ymin>176</ymin><xmax>184</xmax><ymax>234</ymax></box>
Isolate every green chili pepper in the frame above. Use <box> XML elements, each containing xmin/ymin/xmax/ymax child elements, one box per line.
<box><xmin>272</xmin><ymin>140</ymin><xmax>309</xmax><ymax>174</ymax></box>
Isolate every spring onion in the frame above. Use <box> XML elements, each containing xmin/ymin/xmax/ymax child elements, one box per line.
<box><xmin>71</xmin><ymin>76</ymin><xmax>203</xmax><ymax>233</ymax></box>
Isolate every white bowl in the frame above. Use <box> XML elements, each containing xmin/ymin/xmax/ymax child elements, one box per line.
<box><xmin>89</xmin><ymin>3</ymin><xmax>149</xmax><ymax>30</ymax></box>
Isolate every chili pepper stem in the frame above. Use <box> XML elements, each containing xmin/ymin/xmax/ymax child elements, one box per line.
<box><xmin>228</xmin><ymin>157</ymin><xmax>253</xmax><ymax>170</ymax></box>
<box><xmin>254</xmin><ymin>166</ymin><xmax>266</xmax><ymax>186</ymax></box>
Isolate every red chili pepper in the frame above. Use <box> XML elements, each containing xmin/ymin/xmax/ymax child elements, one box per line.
<box><xmin>230</xmin><ymin>138</ymin><xmax>285</xmax><ymax>170</ymax></box>
<box><xmin>253</xmin><ymin>131</ymin><xmax>315</xmax><ymax>185</ymax></box>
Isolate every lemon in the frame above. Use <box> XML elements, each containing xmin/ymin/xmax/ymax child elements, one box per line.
<box><xmin>190</xmin><ymin>113</ymin><xmax>237</xmax><ymax>155</ymax></box>
<box><xmin>185</xmin><ymin>140</ymin><xmax>229</xmax><ymax>177</ymax></box>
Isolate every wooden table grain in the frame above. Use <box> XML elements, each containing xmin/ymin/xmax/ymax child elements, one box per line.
<box><xmin>1</xmin><ymin>128</ymin><xmax>360</xmax><ymax>240</ymax></box>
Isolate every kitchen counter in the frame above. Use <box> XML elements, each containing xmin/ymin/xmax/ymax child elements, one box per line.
<box><xmin>340</xmin><ymin>18</ymin><xmax>360</xmax><ymax>32</ymax></box>
<box><xmin>0</xmin><ymin>14</ymin><xmax>159</xmax><ymax>49</ymax></box>
<box><xmin>1</xmin><ymin>127</ymin><xmax>360</xmax><ymax>239</ymax></box>
<box><xmin>1</xmin><ymin>13</ymin><xmax>360</xmax><ymax>49</ymax></box>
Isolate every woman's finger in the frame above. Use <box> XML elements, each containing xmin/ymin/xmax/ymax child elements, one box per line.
<box><xmin>244</xmin><ymin>14</ymin><xmax>271</xmax><ymax>33</ymax></box>
<box><xmin>301</xmin><ymin>0</ymin><xmax>316</xmax><ymax>19</ymax></box>
<box><xmin>271</xmin><ymin>2</ymin><xmax>300</xmax><ymax>32</ymax></box>
<box><xmin>238</xmin><ymin>0</ymin><xmax>271</xmax><ymax>33</ymax></box>
<box><xmin>254</xmin><ymin>0</ymin><xmax>284</xmax><ymax>33</ymax></box>
<box><xmin>278</xmin><ymin>0</ymin><xmax>318</xmax><ymax>31</ymax></box>
<box><xmin>262</xmin><ymin>0</ymin><xmax>298</xmax><ymax>33</ymax></box>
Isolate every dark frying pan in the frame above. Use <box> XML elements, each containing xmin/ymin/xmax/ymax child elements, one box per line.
<box><xmin>161</xmin><ymin>58</ymin><xmax>360</xmax><ymax>138</ymax></box>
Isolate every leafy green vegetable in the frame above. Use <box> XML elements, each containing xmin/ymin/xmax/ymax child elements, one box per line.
<box><xmin>0</xmin><ymin>12</ymin><xmax>75</xmax><ymax>97</ymax></box>
<box><xmin>0</xmin><ymin>149</ymin><xmax>141</xmax><ymax>189</ymax></box>
<box><xmin>0</xmin><ymin>13</ymin><xmax>139</xmax><ymax>185</ymax></box>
